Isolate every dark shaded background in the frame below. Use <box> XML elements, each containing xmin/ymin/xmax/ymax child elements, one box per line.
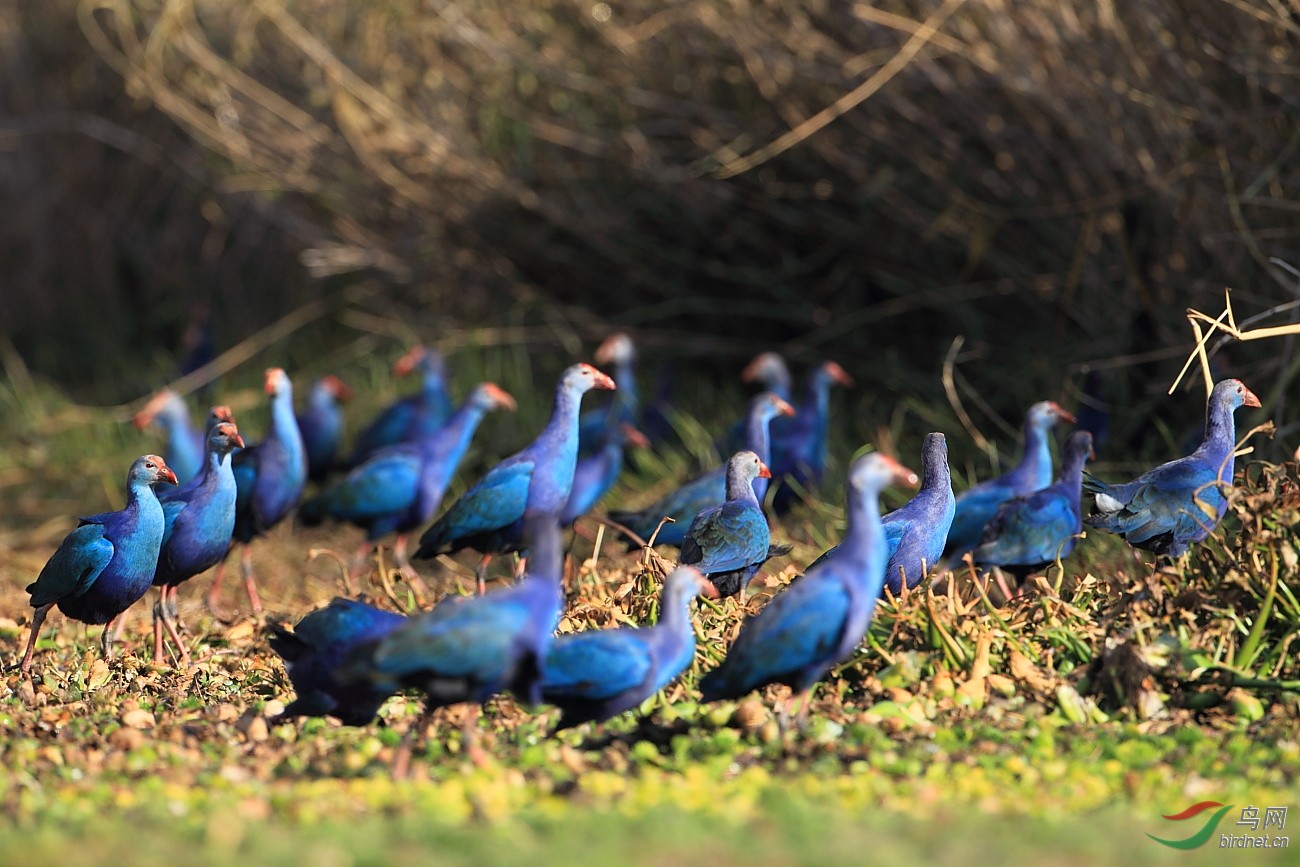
<box><xmin>2</xmin><ymin>0</ymin><xmax>1297</xmax><ymax>455</ymax></box>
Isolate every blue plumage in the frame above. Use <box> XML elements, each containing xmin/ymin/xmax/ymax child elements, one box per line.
<box><xmin>350</xmin><ymin>345</ymin><xmax>453</xmax><ymax>465</ymax></box>
<box><xmin>679</xmin><ymin>451</ymin><xmax>779</xmax><ymax>598</ymax></box>
<box><xmin>944</xmin><ymin>400</ymin><xmax>1075</xmax><ymax>563</ymax></box>
<box><xmin>699</xmin><ymin>453</ymin><xmax>915</xmax><ymax>711</ymax></box>
<box><xmin>20</xmin><ymin>455</ymin><xmax>179</xmax><ymax>672</ymax></box>
<box><xmin>297</xmin><ymin>375</ymin><xmax>352</xmax><ymax>481</ymax></box>
<box><xmin>1084</xmin><ymin>379</ymin><xmax>1260</xmax><ymax>557</ymax></box>
<box><xmin>972</xmin><ymin>431</ymin><xmax>1094</xmax><ymax>578</ymax></box>
<box><xmin>414</xmin><ymin>364</ymin><xmax>615</xmax><ymax>566</ymax></box>
<box><xmin>133</xmin><ymin>390</ymin><xmax>205</xmax><ymax>485</ymax></box>
<box><xmin>810</xmin><ymin>433</ymin><xmax>948</xmax><ymax>594</ymax></box>
<box><xmin>578</xmin><ymin>333</ymin><xmax>640</xmax><ymax>453</ymax></box>
<box><xmin>563</xmin><ymin>423</ymin><xmax>649</xmax><ymax>526</ymax></box>
<box><xmin>542</xmin><ymin>566</ymin><xmax>713</xmax><ymax>729</ymax></box>
<box><xmin>269</xmin><ymin>597</ymin><xmax>407</xmax><ymax>726</ymax></box>
<box><xmin>151</xmin><ymin>419</ymin><xmax>244</xmax><ymax>664</ymax></box>
<box><xmin>609</xmin><ymin>392</ymin><xmax>793</xmax><ymax>547</ymax></box>
<box><xmin>769</xmin><ymin>361</ymin><xmax>854</xmax><ymax>514</ymax></box>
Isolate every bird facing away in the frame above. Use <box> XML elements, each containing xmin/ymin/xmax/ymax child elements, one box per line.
<box><xmin>133</xmin><ymin>390</ymin><xmax>205</xmax><ymax>485</ymax></box>
<box><xmin>413</xmin><ymin>363</ymin><xmax>615</xmax><ymax>591</ymax></box>
<box><xmin>150</xmin><ymin>418</ymin><xmax>244</xmax><ymax>665</ymax></box>
<box><xmin>19</xmin><ymin>455</ymin><xmax>179</xmax><ymax>673</ymax></box>
<box><xmin>578</xmin><ymin>333</ymin><xmax>640</xmax><ymax>453</ymax></box>
<box><xmin>608</xmin><ymin>392</ymin><xmax>794</xmax><ymax>548</ymax></box>
<box><xmin>943</xmin><ymin>400</ymin><xmax>1076</xmax><ymax>564</ymax></box>
<box><xmin>207</xmin><ymin>368</ymin><xmax>307</xmax><ymax>616</ymax></box>
<box><xmin>268</xmin><ymin>597</ymin><xmax>407</xmax><ymax>726</ymax></box>
<box><xmin>541</xmin><ymin>566</ymin><xmax>717</xmax><ymax>730</ymax></box>
<box><xmin>811</xmin><ymin>435</ymin><xmax>954</xmax><ymax>595</ymax></box>
<box><xmin>769</xmin><ymin>361</ymin><xmax>854</xmax><ymax>513</ymax></box>
<box><xmin>345</xmin><ymin>513</ymin><xmax>566</xmax><ymax>777</ymax></box>
<box><xmin>1084</xmin><ymin>379</ymin><xmax>1260</xmax><ymax>558</ymax></box>
<box><xmin>349</xmin><ymin>345</ymin><xmax>453</xmax><ymax>466</ymax></box>
<box><xmin>679</xmin><ymin>451</ymin><xmax>779</xmax><ymax>599</ymax></box>
<box><xmin>741</xmin><ymin>352</ymin><xmax>794</xmax><ymax>402</ymax></box>
<box><xmin>698</xmin><ymin>453</ymin><xmax>916</xmax><ymax>725</ymax></box>
<box><xmin>299</xmin><ymin>383</ymin><xmax>516</xmax><ymax>583</ymax></box>
<box><xmin>297</xmin><ymin>375</ymin><xmax>353</xmax><ymax>481</ymax></box>
<box><xmin>971</xmin><ymin>430</ymin><xmax>1095</xmax><ymax>579</ymax></box>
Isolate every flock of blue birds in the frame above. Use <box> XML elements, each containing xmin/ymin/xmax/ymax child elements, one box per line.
<box><xmin>15</xmin><ymin>333</ymin><xmax>1263</xmax><ymax>776</ymax></box>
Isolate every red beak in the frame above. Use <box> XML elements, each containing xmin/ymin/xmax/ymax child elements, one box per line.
<box><xmin>1242</xmin><ymin>386</ymin><xmax>1262</xmax><ymax>408</ymax></box>
<box><xmin>210</xmin><ymin>405</ymin><xmax>235</xmax><ymax>424</ymax></box>
<box><xmin>160</xmin><ymin>467</ymin><xmax>179</xmax><ymax>486</ymax></box>
<box><xmin>774</xmin><ymin>397</ymin><xmax>796</xmax><ymax>417</ymax></box>
<box><xmin>824</xmin><ymin>361</ymin><xmax>854</xmax><ymax>387</ymax></box>
<box><xmin>264</xmin><ymin>368</ymin><xmax>284</xmax><ymax>396</ymax></box>
<box><xmin>485</xmin><ymin>383</ymin><xmax>517</xmax><ymax>411</ymax></box>
<box><xmin>323</xmin><ymin>375</ymin><xmax>354</xmax><ymax>402</ymax></box>
<box><xmin>1049</xmin><ymin>402</ymin><xmax>1077</xmax><ymax>424</ymax></box>
<box><xmin>587</xmin><ymin>365</ymin><xmax>617</xmax><ymax>391</ymax></box>
<box><xmin>621</xmin><ymin>424</ymin><xmax>651</xmax><ymax>449</ymax></box>
<box><xmin>699</xmin><ymin>576</ymin><xmax>720</xmax><ymax>599</ymax></box>
<box><xmin>757</xmin><ymin>462</ymin><xmax>773</xmax><ymax>480</ymax></box>
<box><xmin>393</xmin><ymin>346</ymin><xmax>426</xmax><ymax>376</ymax></box>
<box><xmin>741</xmin><ymin>353</ymin><xmax>780</xmax><ymax>383</ymax></box>
<box><xmin>594</xmin><ymin>334</ymin><xmax>630</xmax><ymax>365</ymax></box>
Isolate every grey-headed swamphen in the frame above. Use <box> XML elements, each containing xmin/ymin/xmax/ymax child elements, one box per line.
<box><xmin>207</xmin><ymin>368</ymin><xmax>307</xmax><ymax>616</ymax></box>
<box><xmin>769</xmin><ymin>360</ymin><xmax>854</xmax><ymax>514</ymax></box>
<box><xmin>563</xmin><ymin>423</ymin><xmax>650</xmax><ymax>527</ymax></box>
<box><xmin>297</xmin><ymin>375</ymin><xmax>353</xmax><ymax>481</ymax></box>
<box><xmin>18</xmin><ymin>455</ymin><xmax>179</xmax><ymax>673</ymax></box>
<box><xmin>300</xmin><ymin>383</ymin><xmax>516</xmax><ymax>584</ymax></box>
<box><xmin>971</xmin><ymin>430</ymin><xmax>1094</xmax><ymax>582</ymax></box>
<box><xmin>578</xmin><ymin>333</ymin><xmax>639</xmax><ymax>453</ymax></box>
<box><xmin>345</xmin><ymin>513</ymin><xmax>566</xmax><ymax>777</ymax></box>
<box><xmin>349</xmin><ymin>345</ymin><xmax>454</xmax><ymax>466</ymax></box>
<box><xmin>133</xmin><ymin>390</ymin><xmax>205</xmax><ymax>485</ymax></box>
<box><xmin>541</xmin><ymin>566</ymin><xmax>717</xmax><ymax>731</ymax></box>
<box><xmin>698</xmin><ymin>452</ymin><xmax>916</xmax><ymax>727</ymax></box>
<box><xmin>149</xmin><ymin>417</ymin><xmax>244</xmax><ymax>664</ymax></box>
<box><xmin>943</xmin><ymin>400</ymin><xmax>1076</xmax><ymax>566</ymax></box>
<box><xmin>1084</xmin><ymin>379</ymin><xmax>1260</xmax><ymax>558</ymax></box>
<box><xmin>679</xmin><ymin>451</ymin><xmax>782</xmax><ymax>599</ymax></box>
<box><xmin>414</xmin><ymin>363</ymin><xmax>615</xmax><ymax>592</ymax></box>
<box><xmin>268</xmin><ymin>597</ymin><xmax>407</xmax><ymax>726</ymax></box>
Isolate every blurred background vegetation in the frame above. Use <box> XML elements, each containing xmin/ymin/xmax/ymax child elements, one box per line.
<box><xmin>2</xmin><ymin>0</ymin><xmax>1297</xmax><ymax>457</ymax></box>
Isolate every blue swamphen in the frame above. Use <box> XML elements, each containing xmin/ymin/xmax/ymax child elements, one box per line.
<box><xmin>944</xmin><ymin>400</ymin><xmax>1076</xmax><ymax>564</ymax></box>
<box><xmin>609</xmin><ymin>392</ymin><xmax>794</xmax><ymax>547</ymax></box>
<box><xmin>18</xmin><ymin>455</ymin><xmax>179</xmax><ymax>673</ymax></box>
<box><xmin>679</xmin><ymin>451</ymin><xmax>781</xmax><ymax>599</ymax></box>
<box><xmin>811</xmin><ymin>434</ymin><xmax>952</xmax><ymax>595</ymax></box>
<box><xmin>1084</xmin><ymin>379</ymin><xmax>1260</xmax><ymax>557</ymax></box>
<box><xmin>699</xmin><ymin>452</ymin><xmax>916</xmax><ymax>725</ymax></box>
<box><xmin>133</xmin><ymin>390</ymin><xmax>205</xmax><ymax>485</ymax></box>
<box><xmin>347</xmin><ymin>514</ymin><xmax>566</xmax><ymax>776</ymax></box>
<box><xmin>769</xmin><ymin>360</ymin><xmax>854</xmax><ymax>513</ymax></box>
<box><xmin>300</xmin><ymin>383</ymin><xmax>517</xmax><ymax>582</ymax></box>
<box><xmin>350</xmin><ymin>345</ymin><xmax>454</xmax><ymax>466</ymax></box>
<box><xmin>297</xmin><ymin>375</ymin><xmax>353</xmax><ymax>481</ymax></box>
<box><xmin>413</xmin><ymin>363</ymin><xmax>615</xmax><ymax>592</ymax></box>
<box><xmin>563</xmin><ymin>423</ymin><xmax>650</xmax><ymax>527</ymax></box>
<box><xmin>268</xmin><ymin>597</ymin><xmax>407</xmax><ymax>726</ymax></box>
<box><xmin>971</xmin><ymin>430</ymin><xmax>1095</xmax><ymax>580</ymax></box>
<box><xmin>150</xmin><ymin>418</ymin><xmax>244</xmax><ymax>665</ymax></box>
<box><xmin>207</xmin><ymin>368</ymin><xmax>308</xmax><ymax>615</ymax></box>
<box><xmin>542</xmin><ymin>566</ymin><xmax>717</xmax><ymax>730</ymax></box>
<box><xmin>720</xmin><ymin>352</ymin><xmax>794</xmax><ymax>452</ymax></box>
<box><xmin>578</xmin><ymin>333</ymin><xmax>640</xmax><ymax>452</ymax></box>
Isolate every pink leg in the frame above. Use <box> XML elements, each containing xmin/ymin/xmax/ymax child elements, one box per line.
<box><xmin>152</xmin><ymin>591</ymin><xmax>167</xmax><ymax>665</ymax></box>
<box><xmin>348</xmin><ymin>541</ymin><xmax>373</xmax><ymax>592</ymax></box>
<box><xmin>392</xmin><ymin>703</ymin><xmax>436</xmax><ymax>781</ymax></box>
<box><xmin>160</xmin><ymin>588</ymin><xmax>191</xmax><ymax>666</ymax></box>
<box><xmin>392</xmin><ymin>534</ymin><xmax>431</xmax><ymax>604</ymax></box>
<box><xmin>206</xmin><ymin>550</ymin><xmax>231</xmax><ymax>614</ymax></box>
<box><xmin>475</xmin><ymin>554</ymin><xmax>493</xmax><ymax>596</ymax></box>
<box><xmin>17</xmin><ymin>603</ymin><xmax>54</xmax><ymax>674</ymax></box>
<box><xmin>241</xmin><ymin>545</ymin><xmax>263</xmax><ymax>615</ymax></box>
<box><xmin>101</xmin><ymin>614</ymin><xmax>119</xmax><ymax>661</ymax></box>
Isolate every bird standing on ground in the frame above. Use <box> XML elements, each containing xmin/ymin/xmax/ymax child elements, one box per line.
<box><xmin>578</xmin><ymin>333</ymin><xmax>639</xmax><ymax>452</ymax></box>
<box><xmin>300</xmin><ymin>383</ymin><xmax>517</xmax><ymax>583</ymax></box>
<box><xmin>1084</xmin><ymin>379</ymin><xmax>1260</xmax><ymax>557</ymax></box>
<box><xmin>944</xmin><ymin>401</ymin><xmax>1076</xmax><ymax>564</ymax></box>
<box><xmin>208</xmin><ymin>368</ymin><xmax>307</xmax><ymax>615</ymax></box>
<box><xmin>699</xmin><ymin>452</ymin><xmax>916</xmax><ymax>726</ymax></box>
<box><xmin>133</xmin><ymin>390</ymin><xmax>204</xmax><ymax>485</ymax></box>
<box><xmin>347</xmin><ymin>514</ymin><xmax>567</xmax><ymax>777</ymax></box>
<box><xmin>297</xmin><ymin>375</ymin><xmax>353</xmax><ymax>481</ymax></box>
<box><xmin>542</xmin><ymin>566</ymin><xmax>717</xmax><ymax>730</ymax></box>
<box><xmin>350</xmin><ymin>345</ymin><xmax>453</xmax><ymax>465</ymax></box>
<box><xmin>150</xmin><ymin>418</ymin><xmax>244</xmax><ymax>664</ymax></box>
<box><xmin>414</xmin><ymin>364</ymin><xmax>615</xmax><ymax>591</ymax></box>
<box><xmin>18</xmin><ymin>455</ymin><xmax>178</xmax><ymax>673</ymax></box>
<box><xmin>971</xmin><ymin>430</ymin><xmax>1095</xmax><ymax>580</ymax></box>
<box><xmin>679</xmin><ymin>452</ymin><xmax>781</xmax><ymax>599</ymax></box>
<box><xmin>268</xmin><ymin>597</ymin><xmax>408</xmax><ymax>726</ymax></box>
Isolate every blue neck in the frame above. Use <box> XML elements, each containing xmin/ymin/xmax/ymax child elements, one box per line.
<box><xmin>1016</xmin><ymin>418</ymin><xmax>1054</xmax><ymax>490</ymax></box>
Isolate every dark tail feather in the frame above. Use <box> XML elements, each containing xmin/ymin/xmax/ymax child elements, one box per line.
<box><xmin>265</xmin><ymin>621</ymin><xmax>306</xmax><ymax>662</ymax></box>
<box><xmin>297</xmin><ymin>494</ymin><xmax>329</xmax><ymax>527</ymax></box>
<box><xmin>766</xmin><ymin>541</ymin><xmax>794</xmax><ymax>559</ymax></box>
